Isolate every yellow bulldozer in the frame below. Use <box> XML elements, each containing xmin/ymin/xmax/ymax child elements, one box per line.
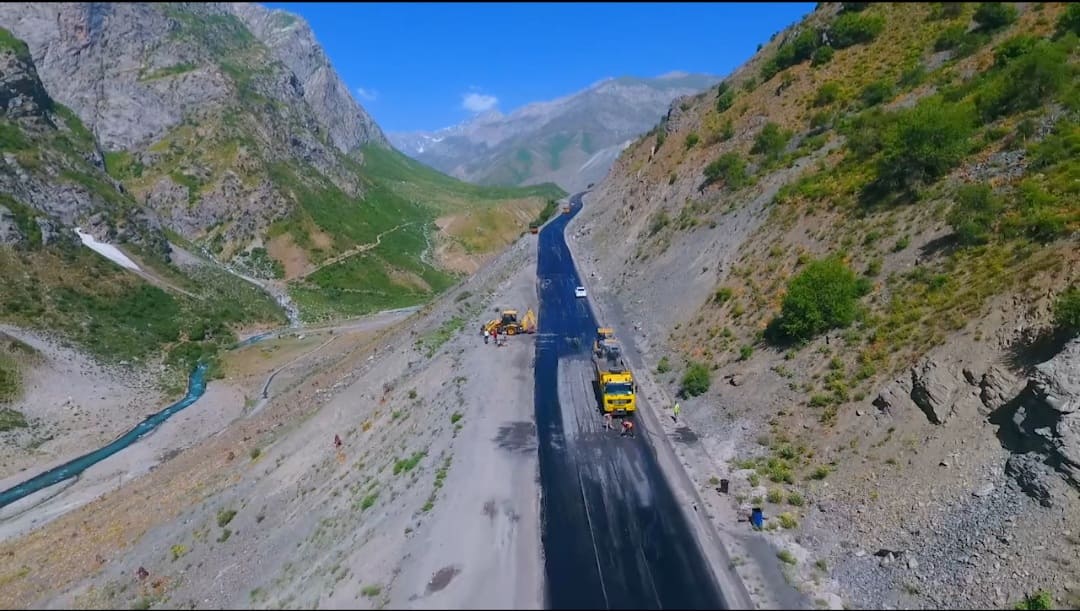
<box><xmin>482</xmin><ymin>308</ymin><xmax>537</xmax><ymax>336</ymax></box>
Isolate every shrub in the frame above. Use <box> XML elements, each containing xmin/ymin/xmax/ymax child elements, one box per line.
<box><xmin>811</xmin><ymin>45</ymin><xmax>834</xmax><ymax>67</ymax></box>
<box><xmin>829</xmin><ymin>12</ymin><xmax>885</xmax><ymax>49</ymax></box>
<box><xmin>768</xmin><ymin>257</ymin><xmax>866</xmax><ymax>344</ymax></box>
<box><xmin>814</xmin><ymin>82</ymin><xmax>843</xmax><ymax>107</ymax></box>
<box><xmin>1059</xmin><ymin>3</ymin><xmax>1080</xmax><ymax>37</ymax></box>
<box><xmin>217</xmin><ymin>509</ymin><xmax>237</xmax><ymax>528</ymax></box>
<box><xmin>703</xmin><ymin>153</ymin><xmax>749</xmax><ymax>188</ymax></box>
<box><xmin>685</xmin><ymin>133</ymin><xmax>700</xmax><ymax>149</ymax></box>
<box><xmin>974</xmin><ymin>41</ymin><xmax>1070</xmax><ymax>122</ymax></box>
<box><xmin>714</xmin><ymin>287</ymin><xmax>734</xmax><ymax>304</ymax></box>
<box><xmin>994</xmin><ymin>34</ymin><xmax>1040</xmax><ymax>67</ymax></box>
<box><xmin>811</xmin><ymin>465</ymin><xmax>831</xmax><ymax>480</ymax></box>
<box><xmin>657</xmin><ymin>356</ymin><xmax>672</xmax><ymax>373</ymax></box>
<box><xmin>767</xmin><ymin>488</ymin><xmax>784</xmax><ymax>503</ymax></box>
<box><xmin>841</xmin><ymin>3</ymin><xmax>869</xmax><ymax>13</ymax></box>
<box><xmin>973</xmin><ymin>2</ymin><xmax>1018</xmax><ymax>31</ymax></box>
<box><xmin>777</xmin><ymin>549</ymin><xmax>797</xmax><ymax>564</ymax></box>
<box><xmin>935</xmin><ymin>24</ymin><xmax>968</xmax><ymax>51</ymax></box>
<box><xmin>680</xmin><ymin>361</ymin><xmax>712</xmax><ymax>397</ymax></box>
<box><xmin>859</xmin><ymin>80</ymin><xmax>894</xmax><ymax>107</ymax></box>
<box><xmin>778</xmin><ymin>512</ymin><xmax>799</xmax><ymax>529</ymax></box>
<box><xmin>739</xmin><ymin>345</ymin><xmax>754</xmax><ymax>361</ymax></box>
<box><xmin>875</xmin><ymin>97</ymin><xmax>975</xmax><ymax>192</ymax></box>
<box><xmin>1054</xmin><ymin>286</ymin><xmax>1080</xmax><ymax>338</ymax></box>
<box><xmin>751</xmin><ymin>122</ymin><xmax>791</xmax><ymax>161</ymax></box>
<box><xmin>948</xmin><ymin>184</ymin><xmax>1003</xmax><ymax>246</ymax></box>
<box><xmin>716</xmin><ymin>82</ymin><xmax>735</xmax><ymax>112</ymax></box>
<box><xmin>788</xmin><ymin>491</ymin><xmax>805</xmax><ymax>506</ymax></box>
<box><xmin>1015</xmin><ymin>591</ymin><xmax>1053</xmax><ymax>610</ymax></box>
<box><xmin>648</xmin><ymin>210</ymin><xmax>670</xmax><ymax>236</ymax></box>
<box><xmin>938</xmin><ymin>1</ymin><xmax>965</xmax><ymax>18</ymax></box>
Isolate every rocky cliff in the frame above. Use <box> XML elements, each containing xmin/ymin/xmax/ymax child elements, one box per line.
<box><xmin>571</xmin><ymin>2</ymin><xmax>1079</xmax><ymax>609</ymax></box>
<box><xmin>390</xmin><ymin>73</ymin><xmax>720</xmax><ymax>192</ymax></box>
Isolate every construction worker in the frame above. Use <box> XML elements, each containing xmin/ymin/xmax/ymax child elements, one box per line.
<box><xmin>604</xmin><ymin>412</ymin><xmax>613</xmax><ymax>431</ymax></box>
<box><xmin>673</xmin><ymin>402</ymin><xmax>681</xmax><ymax>424</ymax></box>
<box><xmin>621</xmin><ymin>419</ymin><xmax>635</xmax><ymax>438</ymax></box>
<box><xmin>483</xmin><ymin>329</ymin><xmax>489</xmax><ymax>344</ymax></box>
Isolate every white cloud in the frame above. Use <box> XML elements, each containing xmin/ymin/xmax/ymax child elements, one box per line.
<box><xmin>462</xmin><ymin>92</ymin><xmax>498</xmax><ymax>113</ymax></box>
<box><xmin>355</xmin><ymin>87</ymin><xmax>378</xmax><ymax>102</ymax></box>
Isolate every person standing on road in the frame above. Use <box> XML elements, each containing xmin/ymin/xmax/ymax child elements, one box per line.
<box><xmin>604</xmin><ymin>412</ymin><xmax>613</xmax><ymax>431</ymax></box>
<box><xmin>673</xmin><ymin>402</ymin><xmax>681</xmax><ymax>424</ymax></box>
<box><xmin>483</xmin><ymin>328</ymin><xmax>489</xmax><ymax>344</ymax></box>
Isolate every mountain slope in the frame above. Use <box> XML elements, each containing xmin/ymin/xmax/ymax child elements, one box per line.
<box><xmin>0</xmin><ymin>2</ymin><xmax>563</xmax><ymax>323</ymax></box>
<box><xmin>390</xmin><ymin>72</ymin><xmax>720</xmax><ymax>192</ymax></box>
<box><xmin>571</xmin><ymin>3</ymin><xmax>1078</xmax><ymax>609</ymax></box>
<box><xmin>0</xmin><ymin>27</ymin><xmax>286</xmax><ymax>389</ymax></box>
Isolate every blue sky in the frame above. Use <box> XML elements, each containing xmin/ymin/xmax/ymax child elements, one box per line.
<box><xmin>266</xmin><ymin>2</ymin><xmax>816</xmax><ymax>133</ymax></box>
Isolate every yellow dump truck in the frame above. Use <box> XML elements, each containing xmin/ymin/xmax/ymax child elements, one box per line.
<box><xmin>593</xmin><ymin>327</ymin><xmax>636</xmax><ymax>416</ymax></box>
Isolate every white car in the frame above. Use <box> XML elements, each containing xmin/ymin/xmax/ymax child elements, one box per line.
<box><xmin>574</xmin><ymin>286</ymin><xmax>587</xmax><ymax>298</ymax></box>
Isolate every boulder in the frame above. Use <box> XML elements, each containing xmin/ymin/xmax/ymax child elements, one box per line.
<box><xmin>873</xmin><ymin>377</ymin><xmax>912</xmax><ymax>416</ymax></box>
<box><xmin>1005</xmin><ymin>453</ymin><xmax>1058</xmax><ymax>507</ymax></box>
<box><xmin>979</xmin><ymin>365</ymin><xmax>1022</xmax><ymax>413</ymax></box>
<box><xmin>1031</xmin><ymin>338</ymin><xmax>1080</xmax><ymax>414</ymax></box>
<box><xmin>910</xmin><ymin>358</ymin><xmax>964</xmax><ymax>424</ymax></box>
<box><xmin>0</xmin><ymin>205</ymin><xmax>23</xmax><ymax>244</ymax></box>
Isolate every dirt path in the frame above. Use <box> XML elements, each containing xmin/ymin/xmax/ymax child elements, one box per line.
<box><xmin>294</xmin><ymin>222</ymin><xmax>415</xmax><ymax>281</ymax></box>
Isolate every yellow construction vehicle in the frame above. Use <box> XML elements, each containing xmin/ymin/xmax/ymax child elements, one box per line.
<box><xmin>482</xmin><ymin>308</ymin><xmax>537</xmax><ymax>336</ymax></box>
<box><xmin>593</xmin><ymin>327</ymin><xmax>636</xmax><ymax>416</ymax></box>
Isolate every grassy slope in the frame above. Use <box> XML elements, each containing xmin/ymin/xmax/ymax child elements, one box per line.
<box><xmin>612</xmin><ymin>3</ymin><xmax>1077</xmax><ymax>483</ymax></box>
<box><xmin>284</xmin><ymin>146</ymin><xmax>565</xmax><ymax>322</ymax></box>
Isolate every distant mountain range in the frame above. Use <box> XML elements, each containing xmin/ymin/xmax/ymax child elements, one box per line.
<box><xmin>389</xmin><ymin>72</ymin><xmax>720</xmax><ymax>193</ymax></box>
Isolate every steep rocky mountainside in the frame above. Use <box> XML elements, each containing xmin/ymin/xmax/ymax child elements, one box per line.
<box><xmin>0</xmin><ymin>27</ymin><xmax>285</xmax><ymax>400</ymax></box>
<box><xmin>390</xmin><ymin>73</ymin><xmax>719</xmax><ymax>192</ymax></box>
<box><xmin>573</xmin><ymin>2</ymin><xmax>1078</xmax><ymax>609</ymax></box>
<box><xmin>0</xmin><ymin>2</ymin><xmax>562</xmax><ymax>323</ymax></box>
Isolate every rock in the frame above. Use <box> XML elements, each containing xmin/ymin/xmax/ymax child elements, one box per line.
<box><xmin>856</xmin><ymin>409</ymin><xmax>864</xmax><ymax>417</ymax></box>
<box><xmin>1005</xmin><ymin>453</ymin><xmax>1057</xmax><ymax>507</ymax></box>
<box><xmin>0</xmin><ymin>205</ymin><xmax>23</xmax><ymax>244</ymax></box>
<box><xmin>911</xmin><ymin>357</ymin><xmax>964</xmax><ymax>424</ymax></box>
<box><xmin>907</xmin><ymin>557</ymin><xmax>919</xmax><ymax>570</ymax></box>
<box><xmin>963</xmin><ymin>368</ymin><xmax>979</xmax><ymax>386</ymax></box>
<box><xmin>728</xmin><ymin>374</ymin><xmax>744</xmax><ymax>386</ymax></box>
<box><xmin>979</xmin><ymin>366</ymin><xmax>1022</xmax><ymax>413</ymax></box>
<box><xmin>1030</xmin><ymin>338</ymin><xmax>1080</xmax><ymax>414</ymax></box>
<box><xmin>874</xmin><ymin>377</ymin><xmax>912</xmax><ymax>416</ymax></box>
<box><xmin>972</xmin><ymin>483</ymin><xmax>995</xmax><ymax>498</ymax></box>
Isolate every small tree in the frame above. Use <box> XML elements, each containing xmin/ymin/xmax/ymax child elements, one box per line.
<box><xmin>752</xmin><ymin>122</ymin><xmax>791</xmax><ymax>162</ymax></box>
<box><xmin>680</xmin><ymin>361</ymin><xmax>712</xmax><ymax>397</ymax></box>
<box><xmin>1054</xmin><ymin>286</ymin><xmax>1080</xmax><ymax>338</ymax></box>
<box><xmin>684</xmin><ymin>133</ymin><xmax>700</xmax><ymax>149</ymax></box>
<box><xmin>947</xmin><ymin>184</ymin><xmax>1003</xmax><ymax>246</ymax></box>
<box><xmin>703</xmin><ymin>153</ymin><xmax>749</xmax><ymax>188</ymax></box>
<box><xmin>767</xmin><ymin>256</ymin><xmax>867</xmax><ymax>344</ymax></box>
<box><xmin>829</xmin><ymin>12</ymin><xmax>885</xmax><ymax>48</ymax></box>
<box><xmin>973</xmin><ymin>2</ymin><xmax>1018</xmax><ymax>31</ymax></box>
<box><xmin>875</xmin><ymin>97</ymin><xmax>974</xmax><ymax>192</ymax></box>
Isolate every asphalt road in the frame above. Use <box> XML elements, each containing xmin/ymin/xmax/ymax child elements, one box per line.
<box><xmin>534</xmin><ymin>193</ymin><xmax>728</xmax><ymax>609</ymax></box>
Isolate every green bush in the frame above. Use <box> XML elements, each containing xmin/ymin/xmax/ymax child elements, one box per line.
<box><xmin>751</xmin><ymin>122</ymin><xmax>792</xmax><ymax>162</ymax></box>
<box><xmin>1015</xmin><ymin>591</ymin><xmax>1053</xmax><ymax>610</ymax></box>
<box><xmin>1053</xmin><ymin>285</ymin><xmax>1080</xmax><ymax>337</ymax></box>
<box><xmin>684</xmin><ymin>133</ymin><xmax>700</xmax><ymax>149</ymax></box>
<box><xmin>768</xmin><ymin>256</ymin><xmax>867</xmax><ymax>344</ymax></box>
<box><xmin>973</xmin><ymin>2</ymin><xmax>1018</xmax><ymax>31</ymax></box>
<box><xmin>680</xmin><ymin>361</ymin><xmax>712</xmax><ymax>397</ymax></box>
<box><xmin>739</xmin><ymin>345</ymin><xmax>754</xmax><ymax>361</ymax></box>
<box><xmin>1059</xmin><ymin>3</ymin><xmax>1080</xmax><ymax>37</ymax></box>
<box><xmin>829</xmin><ymin>12</ymin><xmax>885</xmax><ymax>49</ymax></box>
<box><xmin>716</xmin><ymin>82</ymin><xmax>736</xmax><ymax>113</ymax></box>
<box><xmin>0</xmin><ymin>407</ymin><xmax>28</xmax><ymax>432</ymax></box>
<box><xmin>947</xmin><ymin>184</ymin><xmax>1004</xmax><ymax>246</ymax></box>
<box><xmin>814</xmin><ymin>82</ymin><xmax>843</xmax><ymax>107</ymax></box>
<box><xmin>703</xmin><ymin>153</ymin><xmax>749</xmax><ymax>188</ymax></box>
<box><xmin>935</xmin><ymin>24</ymin><xmax>968</xmax><ymax>51</ymax></box>
<box><xmin>714</xmin><ymin>287</ymin><xmax>734</xmax><ymax>303</ymax></box>
<box><xmin>767</xmin><ymin>488</ymin><xmax>784</xmax><ymax>503</ymax></box>
<box><xmin>974</xmin><ymin>40</ymin><xmax>1070</xmax><ymax>122</ymax></box>
<box><xmin>657</xmin><ymin>356</ymin><xmax>672</xmax><ymax>374</ymax></box>
<box><xmin>875</xmin><ymin>97</ymin><xmax>975</xmax><ymax>192</ymax></box>
<box><xmin>859</xmin><ymin>80</ymin><xmax>894</xmax><ymax>107</ymax></box>
<box><xmin>994</xmin><ymin>34</ymin><xmax>1040</xmax><ymax>67</ymax></box>
<box><xmin>811</xmin><ymin>45</ymin><xmax>834</xmax><ymax>67</ymax></box>
<box><xmin>648</xmin><ymin>210</ymin><xmax>670</xmax><ymax>236</ymax></box>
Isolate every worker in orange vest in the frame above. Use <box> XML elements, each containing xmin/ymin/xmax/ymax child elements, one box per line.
<box><xmin>621</xmin><ymin>419</ymin><xmax>635</xmax><ymax>438</ymax></box>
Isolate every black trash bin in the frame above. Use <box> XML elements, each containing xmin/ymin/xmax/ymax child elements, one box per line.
<box><xmin>719</xmin><ymin>478</ymin><xmax>729</xmax><ymax>494</ymax></box>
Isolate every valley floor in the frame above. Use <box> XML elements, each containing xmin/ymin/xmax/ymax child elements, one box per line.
<box><xmin>0</xmin><ymin>238</ymin><xmax>545</xmax><ymax>610</ymax></box>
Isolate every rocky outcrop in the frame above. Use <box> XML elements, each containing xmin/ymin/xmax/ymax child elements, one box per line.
<box><xmin>1031</xmin><ymin>339</ymin><xmax>1080</xmax><ymax>414</ymax></box>
<box><xmin>1005</xmin><ymin>453</ymin><xmax>1060</xmax><ymax>507</ymax></box>
<box><xmin>228</xmin><ymin>2</ymin><xmax>387</xmax><ymax>151</ymax></box>
<box><xmin>873</xmin><ymin>377</ymin><xmax>912</xmax><ymax>416</ymax></box>
<box><xmin>1001</xmin><ymin>338</ymin><xmax>1080</xmax><ymax>502</ymax></box>
<box><xmin>910</xmin><ymin>358</ymin><xmax>964</xmax><ymax>424</ymax></box>
<box><xmin>977</xmin><ymin>365</ymin><xmax>1023</xmax><ymax>413</ymax></box>
<box><xmin>0</xmin><ymin>205</ymin><xmax>22</xmax><ymax>244</ymax></box>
